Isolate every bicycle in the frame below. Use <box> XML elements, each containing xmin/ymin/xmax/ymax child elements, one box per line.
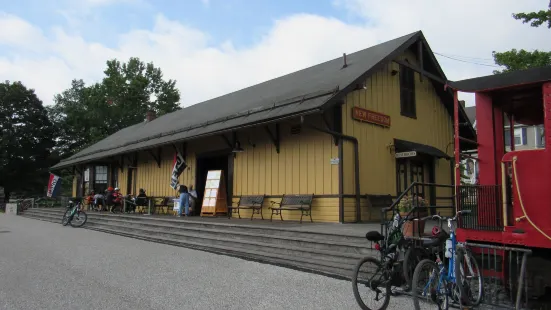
<box><xmin>61</xmin><ymin>199</ymin><xmax>88</xmax><ymax>227</ymax></box>
<box><xmin>411</xmin><ymin>210</ymin><xmax>483</xmax><ymax>309</ymax></box>
<box><xmin>352</xmin><ymin>210</ymin><xmax>438</xmax><ymax>310</ymax></box>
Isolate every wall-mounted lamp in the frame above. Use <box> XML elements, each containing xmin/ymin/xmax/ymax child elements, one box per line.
<box><xmin>387</xmin><ymin>143</ymin><xmax>395</xmax><ymax>154</ymax></box>
<box><xmin>248</xmin><ymin>138</ymin><xmax>256</xmax><ymax>148</ymax></box>
<box><xmin>391</xmin><ymin>70</ymin><xmax>398</xmax><ymax>76</ymax></box>
<box><xmin>232</xmin><ymin>141</ymin><xmax>244</xmax><ymax>153</ymax></box>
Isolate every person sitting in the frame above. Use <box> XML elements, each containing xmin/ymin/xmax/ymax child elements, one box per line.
<box><xmin>85</xmin><ymin>191</ymin><xmax>95</xmax><ymax>210</ymax></box>
<box><xmin>111</xmin><ymin>188</ymin><xmax>123</xmax><ymax>213</ymax></box>
<box><xmin>105</xmin><ymin>187</ymin><xmax>115</xmax><ymax>212</ymax></box>
<box><xmin>93</xmin><ymin>192</ymin><xmax>105</xmax><ymax>211</ymax></box>
<box><xmin>135</xmin><ymin>189</ymin><xmax>148</xmax><ymax>214</ymax></box>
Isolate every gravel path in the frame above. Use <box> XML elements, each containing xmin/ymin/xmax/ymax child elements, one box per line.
<box><xmin>0</xmin><ymin>215</ymin><xmax>426</xmax><ymax>310</ymax></box>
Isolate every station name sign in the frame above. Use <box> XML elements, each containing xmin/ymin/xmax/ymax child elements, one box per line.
<box><xmin>352</xmin><ymin>107</ymin><xmax>391</xmax><ymax>127</ymax></box>
<box><xmin>395</xmin><ymin>151</ymin><xmax>417</xmax><ymax>158</ymax></box>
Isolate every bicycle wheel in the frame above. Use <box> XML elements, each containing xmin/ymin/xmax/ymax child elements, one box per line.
<box><xmin>403</xmin><ymin>246</ymin><xmax>431</xmax><ymax>292</ymax></box>
<box><xmin>411</xmin><ymin>259</ymin><xmax>449</xmax><ymax>310</ymax></box>
<box><xmin>454</xmin><ymin>247</ymin><xmax>483</xmax><ymax>306</ymax></box>
<box><xmin>61</xmin><ymin>210</ymin><xmax>71</xmax><ymax>226</ymax></box>
<box><xmin>352</xmin><ymin>257</ymin><xmax>391</xmax><ymax>310</ymax></box>
<box><xmin>70</xmin><ymin>211</ymin><xmax>87</xmax><ymax>227</ymax></box>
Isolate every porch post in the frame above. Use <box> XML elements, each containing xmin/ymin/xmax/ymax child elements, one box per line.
<box><xmin>544</xmin><ymin>82</ymin><xmax>551</xmax><ymax>150</ymax></box>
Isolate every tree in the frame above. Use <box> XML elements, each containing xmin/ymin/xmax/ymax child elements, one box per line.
<box><xmin>492</xmin><ymin>2</ymin><xmax>551</xmax><ymax>74</ymax></box>
<box><xmin>512</xmin><ymin>1</ymin><xmax>551</xmax><ymax>29</ymax></box>
<box><xmin>492</xmin><ymin>49</ymin><xmax>551</xmax><ymax>74</ymax></box>
<box><xmin>0</xmin><ymin>81</ymin><xmax>56</xmax><ymax>201</ymax></box>
<box><xmin>49</xmin><ymin>57</ymin><xmax>181</xmax><ymax>158</ymax></box>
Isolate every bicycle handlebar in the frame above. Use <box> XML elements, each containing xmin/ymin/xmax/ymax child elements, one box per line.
<box><xmin>419</xmin><ymin>210</ymin><xmax>471</xmax><ymax>222</ymax></box>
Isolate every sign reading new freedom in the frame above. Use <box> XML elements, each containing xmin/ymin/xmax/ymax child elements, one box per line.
<box><xmin>352</xmin><ymin>107</ymin><xmax>391</xmax><ymax>127</ymax></box>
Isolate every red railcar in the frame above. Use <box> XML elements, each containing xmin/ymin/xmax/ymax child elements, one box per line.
<box><xmin>447</xmin><ymin>66</ymin><xmax>551</xmax><ymax>301</ymax></box>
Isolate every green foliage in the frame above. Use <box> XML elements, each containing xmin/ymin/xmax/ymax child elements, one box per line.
<box><xmin>397</xmin><ymin>195</ymin><xmax>427</xmax><ymax>213</ymax></box>
<box><xmin>493</xmin><ymin>3</ymin><xmax>551</xmax><ymax>74</ymax></box>
<box><xmin>49</xmin><ymin>57</ymin><xmax>181</xmax><ymax>158</ymax></box>
<box><xmin>0</xmin><ymin>81</ymin><xmax>56</xmax><ymax>199</ymax></box>
<box><xmin>492</xmin><ymin>49</ymin><xmax>551</xmax><ymax>74</ymax></box>
<box><xmin>512</xmin><ymin>1</ymin><xmax>551</xmax><ymax>29</ymax></box>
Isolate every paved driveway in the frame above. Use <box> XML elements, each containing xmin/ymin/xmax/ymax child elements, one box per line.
<box><xmin>0</xmin><ymin>215</ymin><xmax>420</xmax><ymax>310</ymax></box>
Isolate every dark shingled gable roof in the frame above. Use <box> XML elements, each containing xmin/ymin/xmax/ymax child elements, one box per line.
<box><xmin>52</xmin><ymin>30</ymin><xmax>473</xmax><ymax>170</ymax></box>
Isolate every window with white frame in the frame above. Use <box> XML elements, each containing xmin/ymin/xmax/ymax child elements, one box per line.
<box><xmin>94</xmin><ymin>166</ymin><xmax>108</xmax><ymax>192</ymax></box>
<box><xmin>504</xmin><ymin>127</ymin><xmax>527</xmax><ymax>146</ymax></box>
<box><xmin>536</xmin><ymin>125</ymin><xmax>545</xmax><ymax>148</ymax></box>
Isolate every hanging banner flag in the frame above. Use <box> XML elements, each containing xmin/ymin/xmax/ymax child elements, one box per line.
<box><xmin>47</xmin><ymin>173</ymin><xmax>62</xmax><ymax>198</ymax></box>
<box><xmin>170</xmin><ymin>151</ymin><xmax>187</xmax><ymax>190</ymax></box>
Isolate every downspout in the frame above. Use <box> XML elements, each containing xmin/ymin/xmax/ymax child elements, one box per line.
<box><xmin>303</xmin><ymin>121</ymin><xmax>361</xmax><ymax>223</ymax></box>
<box><xmin>453</xmin><ymin>90</ymin><xmax>461</xmax><ymax>209</ymax></box>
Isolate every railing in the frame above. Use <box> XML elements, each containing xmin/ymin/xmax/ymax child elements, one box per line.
<box><xmin>462</xmin><ymin>242</ymin><xmax>537</xmax><ymax>310</ymax></box>
<box><xmin>380</xmin><ymin>182</ymin><xmax>455</xmax><ymax>237</ymax></box>
<box><xmin>456</xmin><ymin>185</ymin><xmax>503</xmax><ymax>231</ymax></box>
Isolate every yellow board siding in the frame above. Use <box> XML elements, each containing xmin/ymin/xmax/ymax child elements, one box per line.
<box><xmin>234</xmin><ymin>122</ymin><xmax>339</xmax><ymax>197</ymax></box>
<box><xmin>233</xmin><ymin>121</ymin><xmax>340</xmax><ymax>222</ymax></box>
<box><xmin>72</xmin><ymin>176</ymin><xmax>77</xmax><ymax>197</ymax></box>
<box><xmin>341</xmin><ymin>51</ymin><xmax>454</xmax><ymax>221</ymax></box>
<box><xmin>107</xmin><ymin>118</ymin><xmax>341</xmax><ymax>221</ymax></box>
<box><xmin>119</xmin><ymin>167</ymin><xmax>128</xmax><ymax>195</ymax></box>
<box><xmin>133</xmin><ymin>146</ymin><xmax>197</xmax><ymax>197</ymax></box>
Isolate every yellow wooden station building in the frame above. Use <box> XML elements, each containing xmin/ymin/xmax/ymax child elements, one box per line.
<box><xmin>51</xmin><ymin>30</ymin><xmax>476</xmax><ymax>223</ymax></box>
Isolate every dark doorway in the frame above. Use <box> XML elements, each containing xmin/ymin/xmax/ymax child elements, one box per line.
<box><xmin>195</xmin><ymin>153</ymin><xmax>231</xmax><ymax>216</ymax></box>
<box><xmin>395</xmin><ymin>155</ymin><xmax>436</xmax><ymax>214</ymax></box>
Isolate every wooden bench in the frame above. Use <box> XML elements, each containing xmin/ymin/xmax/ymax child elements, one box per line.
<box><xmin>366</xmin><ymin>194</ymin><xmax>394</xmax><ymax>221</ymax></box>
<box><xmin>366</xmin><ymin>194</ymin><xmax>394</xmax><ymax>209</ymax></box>
<box><xmin>269</xmin><ymin>194</ymin><xmax>314</xmax><ymax>223</ymax></box>
<box><xmin>230</xmin><ymin>195</ymin><xmax>265</xmax><ymax>220</ymax></box>
<box><xmin>153</xmin><ymin>197</ymin><xmax>170</xmax><ymax>215</ymax></box>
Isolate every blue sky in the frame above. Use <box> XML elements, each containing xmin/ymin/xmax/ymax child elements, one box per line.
<box><xmin>0</xmin><ymin>0</ymin><xmax>549</xmax><ymax>106</ymax></box>
<box><xmin>2</xmin><ymin>0</ymin><xmax>360</xmax><ymax>48</ymax></box>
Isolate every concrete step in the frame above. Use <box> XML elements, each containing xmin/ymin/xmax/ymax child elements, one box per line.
<box><xmin>21</xmin><ymin>214</ymin><xmax>360</xmax><ymax>279</ymax></box>
<box><xmin>23</xmin><ymin>208</ymin><xmax>369</xmax><ymax>244</ymax></box>
<box><xmin>23</xmin><ymin>209</ymin><xmax>372</xmax><ymax>255</ymax></box>
<box><xmin>88</xmin><ymin>216</ymin><xmax>371</xmax><ymax>255</ymax></box>
<box><xmin>84</xmin><ymin>220</ymin><xmax>366</xmax><ymax>266</ymax></box>
<box><xmin>85</xmin><ymin>224</ymin><xmax>358</xmax><ymax>280</ymax></box>
<box><xmin>21</xmin><ymin>213</ymin><xmax>370</xmax><ymax>266</ymax></box>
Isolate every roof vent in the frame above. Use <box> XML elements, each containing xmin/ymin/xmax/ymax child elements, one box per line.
<box><xmin>342</xmin><ymin>53</ymin><xmax>348</xmax><ymax>69</ymax></box>
<box><xmin>290</xmin><ymin>125</ymin><xmax>302</xmax><ymax>135</ymax></box>
<box><xmin>146</xmin><ymin>110</ymin><xmax>156</xmax><ymax>122</ymax></box>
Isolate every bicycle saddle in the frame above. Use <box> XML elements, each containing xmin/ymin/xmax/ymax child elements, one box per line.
<box><xmin>365</xmin><ymin>231</ymin><xmax>384</xmax><ymax>242</ymax></box>
<box><xmin>422</xmin><ymin>229</ymin><xmax>449</xmax><ymax>248</ymax></box>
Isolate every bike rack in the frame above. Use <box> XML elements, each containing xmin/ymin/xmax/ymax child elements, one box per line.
<box><xmin>461</xmin><ymin>242</ymin><xmax>532</xmax><ymax>310</ymax></box>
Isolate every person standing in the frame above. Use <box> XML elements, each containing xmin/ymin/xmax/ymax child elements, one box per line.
<box><xmin>178</xmin><ymin>185</ymin><xmax>190</xmax><ymax>217</ymax></box>
<box><xmin>188</xmin><ymin>185</ymin><xmax>197</xmax><ymax>215</ymax></box>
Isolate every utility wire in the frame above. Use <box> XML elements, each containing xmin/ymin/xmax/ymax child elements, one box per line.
<box><xmin>435</xmin><ymin>52</ymin><xmax>494</xmax><ymax>62</ymax></box>
<box><xmin>434</xmin><ymin>52</ymin><xmax>501</xmax><ymax>68</ymax></box>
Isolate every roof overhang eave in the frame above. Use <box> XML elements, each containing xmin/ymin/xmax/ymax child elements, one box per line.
<box><xmin>50</xmin><ymin>107</ymin><xmax>326</xmax><ymax>171</ymax></box>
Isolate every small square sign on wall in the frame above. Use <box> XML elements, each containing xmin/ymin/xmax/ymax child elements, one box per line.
<box><xmin>330</xmin><ymin>158</ymin><xmax>340</xmax><ymax>165</ymax></box>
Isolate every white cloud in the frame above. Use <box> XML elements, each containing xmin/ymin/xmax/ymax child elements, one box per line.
<box><xmin>0</xmin><ymin>1</ymin><xmax>550</xmax><ymax>108</ymax></box>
